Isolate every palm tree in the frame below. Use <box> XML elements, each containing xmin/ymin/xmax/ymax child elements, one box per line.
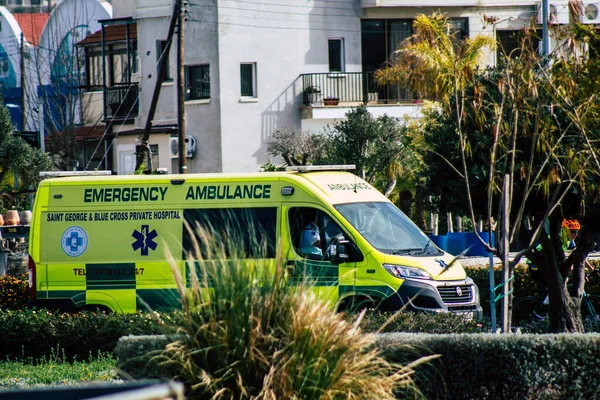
<box><xmin>375</xmin><ymin>13</ymin><xmax>496</xmax><ymax>233</ymax></box>
<box><xmin>375</xmin><ymin>12</ymin><xmax>496</xmax><ymax>111</ymax></box>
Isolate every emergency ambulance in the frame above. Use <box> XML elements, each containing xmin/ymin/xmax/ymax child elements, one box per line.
<box><xmin>28</xmin><ymin>166</ymin><xmax>482</xmax><ymax>318</ymax></box>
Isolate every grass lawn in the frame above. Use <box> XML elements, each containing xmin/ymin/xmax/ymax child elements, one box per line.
<box><xmin>0</xmin><ymin>352</ymin><xmax>119</xmax><ymax>388</ymax></box>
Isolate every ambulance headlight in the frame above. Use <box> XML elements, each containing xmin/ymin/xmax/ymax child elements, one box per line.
<box><xmin>383</xmin><ymin>264</ymin><xmax>431</xmax><ymax>280</ymax></box>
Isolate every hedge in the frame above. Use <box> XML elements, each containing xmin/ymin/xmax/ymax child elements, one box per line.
<box><xmin>0</xmin><ymin>309</ymin><xmax>183</xmax><ymax>361</ymax></box>
<box><xmin>114</xmin><ymin>332</ymin><xmax>600</xmax><ymax>399</ymax></box>
<box><xmin>377</xmin><ymin>332</ymin><xmax>600</xmax><ymax>399</ymax></box>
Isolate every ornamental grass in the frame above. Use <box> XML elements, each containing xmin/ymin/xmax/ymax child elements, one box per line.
<box><xmin>156</xmin><ymin>221</ymin><xmax>432</xmax><ymax>399</ymax></box>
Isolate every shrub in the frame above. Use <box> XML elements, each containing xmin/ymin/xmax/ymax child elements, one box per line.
<box><xmin>0</xmin><ymin>309</ymin><xmax>183</xmax><ymax>361</ymax></box>
<box><xmin>377</xmin><ymin>333</ymin><xmax>600</xmax><ymax>399</ymax></box>
<box><xmin>154</xmin><ymin>225</ymin><xmax>428</xmax><ymax>399</ymax></box>
<box><xmin>0</xmin><ymin>272</ymin><xmax>28</xmax><ymax>310</ymax></box>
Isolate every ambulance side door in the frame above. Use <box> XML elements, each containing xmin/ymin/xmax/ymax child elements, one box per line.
<box><xmin>283</xmin><ymin>205</ymin><xmax>358</xmax><ymax>307</ymax></box>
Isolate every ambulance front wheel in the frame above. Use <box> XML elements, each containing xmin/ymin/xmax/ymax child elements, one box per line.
<box><xmin>337</xmin><ymin>295</ymin><xmax>382</xmax><ymax>314</ymax></box>
<box><xmin>77</xmin><ymin>304</ymin><xmax>113</xmax><ymax>314</ymax></box>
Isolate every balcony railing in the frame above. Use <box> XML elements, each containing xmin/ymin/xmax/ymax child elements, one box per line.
<box><xmin>104</xmin><ymin>83</ymin><xmax>139</xmax><ymax>119</ymax></box>
<box><xmin>300</xmin><ymin>72</ymin><xmax>413</xmax><ymax>105</ymax></box>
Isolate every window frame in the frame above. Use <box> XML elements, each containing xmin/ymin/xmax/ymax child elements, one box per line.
<box><xmin>448</xmin><ymin>18</ymin><xmax>469</xmax><ymax>44</ymax></box>
<box><xmin>288</xmin><ymin>206</ymin><xmax>351</xmax><ymax>261</ymax></box>
<box><xmin>328</xmin><ymin>38</ymin><xmax>345</xmax><ymax>72</ymax></box>
<box><xmin>156</xmin><ymin>39</ymin><xmax>172</xmax><ymax>82</ymax></box>
<box><xmin>185</xmin><ymin>64</ymin><xmax>210</xmax><ymax>101</ymax></box>
<box><xmin>240</xmin><ymin>62</ymin><xmax>257</xmax><ymax>98</ymax></box>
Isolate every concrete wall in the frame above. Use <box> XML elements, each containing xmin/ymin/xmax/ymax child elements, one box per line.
<box><xmin>172</xmin><ymin>0</ymin><xmax>222</xmax><ymax>173</ymax></box>
<box><xmin>215</xmin><ymin>0</ymin><xmax>361</xmax><ymax>172</ymax></box>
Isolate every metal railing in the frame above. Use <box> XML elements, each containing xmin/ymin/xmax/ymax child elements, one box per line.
<box><xmin>104</xmin><ymin>83</ymin><xmax>139</xmax><ymax>119</ymax></box>
<box><xmin>300</xmin><ymin>72</ymin><xmax>413</xmax><ymax>105</ymax></box>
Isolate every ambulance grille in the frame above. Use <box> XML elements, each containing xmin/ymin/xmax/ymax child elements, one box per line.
<box><xmin>438</xmin><ymin>285</ymin><xmax>473</xmax><ymax>304</ymax></box>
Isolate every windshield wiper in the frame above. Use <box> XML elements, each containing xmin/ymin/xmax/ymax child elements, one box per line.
<box><xmin>422</xmin><ymin>239</ymin><xmax>441</xmax><ymax>255</ymax></box>
<box><xmin>390</xmin><ymin>248</ymin><xmax>423</xmax><ymax>255</ymax></box>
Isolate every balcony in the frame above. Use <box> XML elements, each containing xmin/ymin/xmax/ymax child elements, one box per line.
<box><xmin>301</xmin><ymin>72</ymin><xmax>413</xmax><ymax>106</ymax></box>
<box><xmin>300</xmin><ymin>72</ymin><xmax>422</xmax><ymax>130</ymax></box>
<box><xmin>360</xmin><ymin>0</ymin><xmax>535</xmax><ymax>7</ymax></box>
<box><xmin>104</xmin><ymin>83</ymin><xmax>139</xmax><ymax>121</ymax></box>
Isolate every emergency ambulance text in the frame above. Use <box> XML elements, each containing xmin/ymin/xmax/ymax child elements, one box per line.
<box><xmin>327</xmin><ymin>183</ymin><xmax>371</xmax><ymax>191</ymax></box>
<box><xmin>185</xmin><ymin>184</ymin><xmax>271</xmax><ymax>200</ymax></box>
<box><xmin>84</xmin><ymin>187</ymin><xmax>168</xmax><ymax>203</ymax></box>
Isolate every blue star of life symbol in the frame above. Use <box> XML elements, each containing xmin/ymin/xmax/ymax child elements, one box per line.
<box><xmin>66</xmin><ymin>231</ymin><xmax>84</xmax><ymax>252</ymax></box>
<box><xmin>435</xmin><ymin>259</ymin><xmax>448</xmax><ymax>268</ymax></box>
<box><xmin>132</xmin><ymin>225</ymin><xmax>158</xmax><ymax>256</ymax></box>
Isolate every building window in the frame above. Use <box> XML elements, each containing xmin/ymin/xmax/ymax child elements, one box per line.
<box><xmin>156</xmin><ymin>40</ymin><xmax>171</xmax><ymax>81</ymax></box>
<box><xmin>496</xmin><ymin>30</ymin><xmax>541</xmax><ymax>64</ymax></box>
<box><xmin>448</xmin><ymin>18</ymin><xmax>469</xmax><ymax>45</ymax></box>
<box><xmin>84</xmin><ymin>50</ymin><xmax>104</xmax><ymax>90</ymax></box>
<box><xmin>132</xmin><ymin>47</ymin><xmax>138</xmax><ymax>74</ymax></box>
<box><xmin>240</xmin><ymin>62</ymin><xmax>257</xmax><ymax>97</ymax></box>
<box><xmin>185</xmin><ymin>64</ymin><xmax>210</xmax><ymax>100</ymax></box>
<box><xmin>328</xmin><ymin>38</ymin><xmax>344</xmax><ymax>72</ymax></box>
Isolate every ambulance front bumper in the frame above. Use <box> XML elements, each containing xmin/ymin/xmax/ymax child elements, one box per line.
<box><xmin>382</xmin><ymin>277</ymin><xmax>483</xmax><ymax>320</ymax></box>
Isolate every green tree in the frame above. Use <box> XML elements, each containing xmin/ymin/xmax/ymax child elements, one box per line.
<box><xmin>266</xmin><ymin>127</ymin><xmax>327</xmax><ymax>167</ymax></box>
<box><xmin>266</xmin><ymin>107</ymin><xmax>417</xmax><ymax>201</ymax></box>
<box><xmin>323</xmin><ymin>105</ymin><xmax>414</xmax><ymax>198</ymax></box>
<box><xmin>375</xmin><ymin>12</ymin><xmax>496</xmax><ymax>110</ymax></box>
<box><xmin>398</xmin><ymin>16</ymin><xmax>600</xmax><ymax>332</ymax></box>
<box><xmin>376</xmin><ymin>12</ymin><xmax>495</xmax><ymax>230</ymax></box>
<box><xmin>0</xmin><ymin>105</ymin><xmax>52</xmax><ymax>191</ymax></box>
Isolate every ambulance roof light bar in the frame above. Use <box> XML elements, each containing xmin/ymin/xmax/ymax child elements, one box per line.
<box><xmin>285</xmin><ymin>165</ymin><xmax>356</xmax><ymax>172</ymax></box>
<box><xmin>39</xmin><ymin>170</ymin><xmax>113</xmax><ymax>178</ymax></box>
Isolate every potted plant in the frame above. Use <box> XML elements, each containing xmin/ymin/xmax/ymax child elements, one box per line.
<box><xmin>323</xmin><ymin>96</ymin><xmax>339</xmax><ymax>106</ymax></box>
<box><xmin>303</xmin><ymin>85</ymin><xmax>322</xmax><ymax>105</ymax></box>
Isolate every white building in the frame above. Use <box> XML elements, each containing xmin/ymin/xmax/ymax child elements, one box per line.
<box><xmin>81</xmin><ymin>0</ymin><xmax>584</xmax><ymax>174</ymax></box>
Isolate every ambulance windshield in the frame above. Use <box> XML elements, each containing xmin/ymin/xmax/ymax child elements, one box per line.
<box><xmin>335</xmin><ymin>202</ymin><xmax>441</xmax><ymax>255</ymax></box>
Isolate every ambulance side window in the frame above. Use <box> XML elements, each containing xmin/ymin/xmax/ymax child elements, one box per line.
<box><xmin>289</xmin><ymin>207</ymin><xmax>345</xmax><ymax>260</ymax></box>
<box><xmin>183</xmin><ymin>207</ymin><xmax>277</xmax><ymax>259</ymax></box>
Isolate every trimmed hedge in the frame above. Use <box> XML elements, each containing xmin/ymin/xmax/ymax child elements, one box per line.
<box><xmin>377</xmin><ymin>333</ymin><xmax>600</xmax><ymax>399</ymax></box>
<box><xmin>0</xmin><ymin>309</ymin><xmax>183</xmax><ymax>361</ymax></box>
<box><xmin>115</xmin><ymin>332</ymin><xmax>600</xmax><ymax>399</ymax></box>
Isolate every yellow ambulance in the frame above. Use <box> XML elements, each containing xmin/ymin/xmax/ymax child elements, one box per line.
<box><xmin>28</xmin><ymin>166</ymin><xmax>482</xmax><ymax>318</ymax></box>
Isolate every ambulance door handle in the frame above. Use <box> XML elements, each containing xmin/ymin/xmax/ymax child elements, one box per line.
<box><xmin>285</xmin><ymin>260</ymin><xmax>296</xmax><ymax>276</ymax></box>
<box><xmin>366</xmin><ymin>269</ymin><xmax>375</xmax><ymax>274</ymax></box>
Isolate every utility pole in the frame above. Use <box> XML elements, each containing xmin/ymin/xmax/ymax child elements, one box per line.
<box><xmin>177</xmin><ymin>0</ymin><xmax>187</xmax><ymax>174</ymax></box>
<box><xmin>135</xmin><ymin>0</ymin><xmax>180</xmax><ymax>172</ymax></box>
<box><xmin>542</xmin><ymin>0</ymin><xmax>549</xmax><ymax>56</ymax></box>
<box><xmin>20</xmin><ymin>31</ymin><xmax>26</xmax><ymax>132</ymax></box>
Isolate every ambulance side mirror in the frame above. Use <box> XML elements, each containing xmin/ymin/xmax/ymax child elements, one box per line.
<box><xmin>329</xmin><ymin>238</ymin><xmax>363</xmax><ymax>264</ymax></box>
